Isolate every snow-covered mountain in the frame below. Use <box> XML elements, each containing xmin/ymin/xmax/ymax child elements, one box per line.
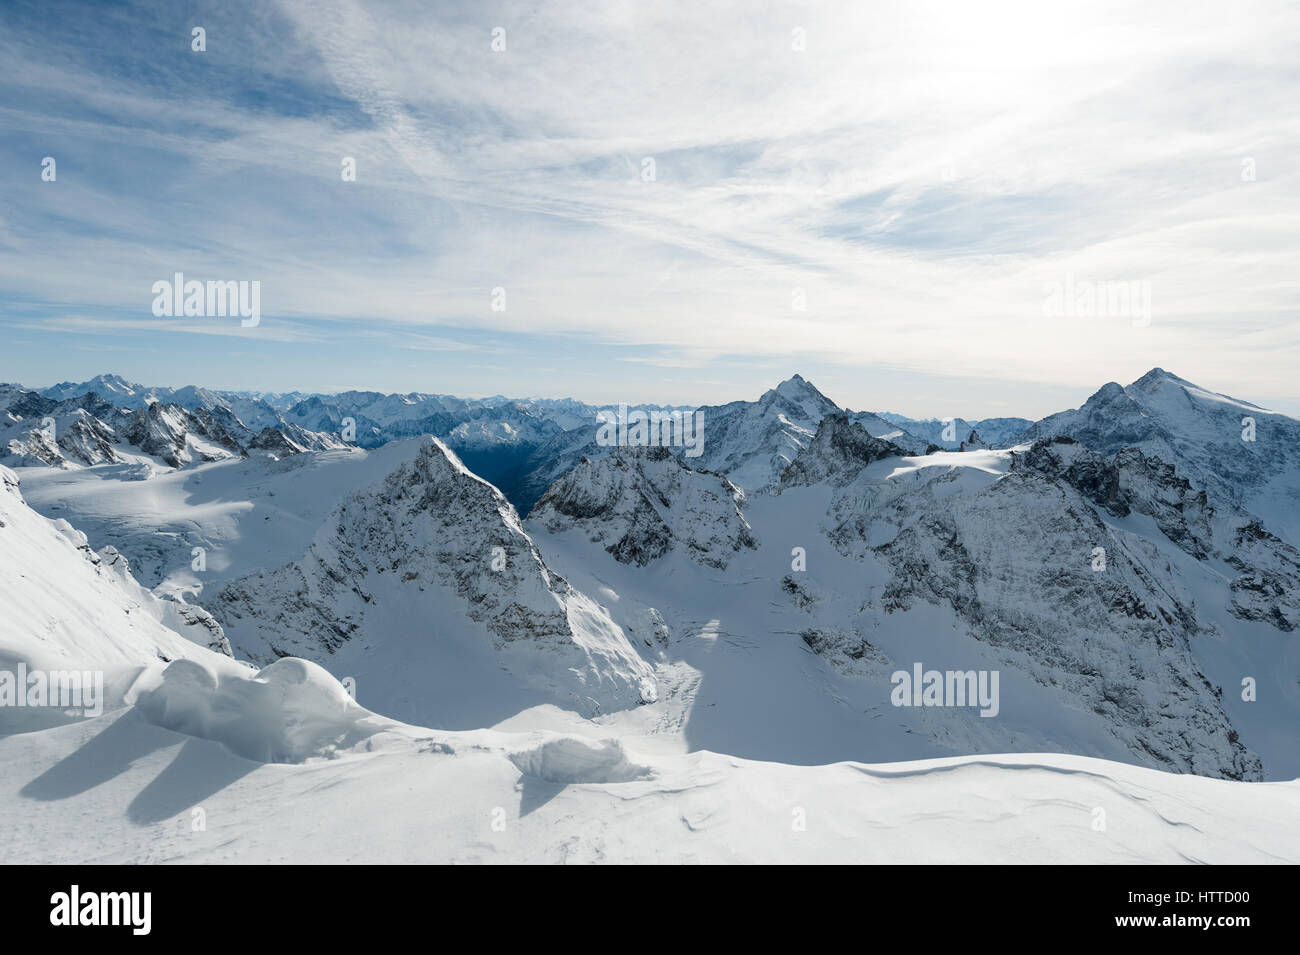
<box><xmin>773</xmin><ymin>416</ymin><xmax>1299</xmax><ymax>778</ymax></box>
<box><xmin>524</xmin><ymin>411</ymin><xmax>1299</xmax><ymax>781</ymax></box>
<box><xmin>878</xmin><ymin>412</ymin><xmax>1034</xmax><ymax>449</ymax></box>
<box><xmin>6</xmin><ymin>367</ymin><xmax>1297</xmax><ymax>784</ymax></box>
<box><xmin>684</xmin><ymin>374</ymin><xmax>841</xmax><ymax>490</ymax></box>
<box><xmin>12</xmin><ymin>372</ymin><xmax>948</xmax><ymax>511</ymax></box>
<box><xmin>2</xmin><ymin>367</ymin><xmax>1298</xmax><ymax>864</ymax></box>
<box><xmin>506</xmin><ymin>375</ymin><xmax>933</xmax><ymax>512</ymax></box>
<box><xmin>530</xmin><ymin>446</ymin><xmax>757</xmax><ymax>569</ymax></box>
<box><xmin>208</xmin><ymin>438</ymin><xmax>656</xmax><ymax>725</ymax></box>
<box><xmin>1020</xmin><ymin>368</ymin><xmax>1300</xmax><ymax>548</ymax></box>
<box><xmin>2</xmin><ymin>382</ymin><xmax>347</xmax><ymax>472</ymax></box>
<box><xmin>39</xmin><ymin>372</ymin><xmax>155</xmax><ymax>406</ymax></box>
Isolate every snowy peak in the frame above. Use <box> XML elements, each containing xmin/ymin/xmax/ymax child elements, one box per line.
<box><xmin>530</xmin><ymin>446</ymin><xmax>757</xmax><ymax>569</ymax></box>
<box><xmin>780</xmin><ymin>414</ymin><xmax>906</xmax><ymax>488</ymax></box>
<box><xmin>682</xmin><ymin>376</ymin><xmax>842</xmax><ymax>492</ymax></box>
<box><xmin>753</xmin><ymin>375</ymin><xmax>842</xmax><ymax>430</ymax></box>
<box><xmin>42</xmin><ymin>373</ymin><xmax>144</xmax><ymax>404</ymax></box>
<box><xmin>210</xmin><ymin>437</ymin><xmax>655</xmax><ymax>720</ymax></box>
<box><xmin>1021</xmin><ymin>369</ymin><xmax>1300</xmax><ymax>545</ymax></box>
<box><xmin>763</xmin><ymin>373</ymin><xmax>837</xmax><ymax>415</ymax></box>
<box><xmin>1129</xmin><ymin>366</ymin><xmax>1203</xmax><ymax>396</ymax></box>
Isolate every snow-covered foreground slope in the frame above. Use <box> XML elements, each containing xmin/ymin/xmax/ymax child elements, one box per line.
<box><xmin>2</xmin><ymin>706</ymin><xmax>1296</xmax><ymax>863</ymax></box>
<box><xmin>0</xmin><ymin>466</ymin><xmax>230</xmax><ymax>677</ymax></box>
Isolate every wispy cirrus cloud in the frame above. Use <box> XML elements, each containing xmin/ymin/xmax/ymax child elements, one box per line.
<box><xmin>1</xmin><ymin>0</ymin><xmax>1297</xmax><ymax>415</ymax></box>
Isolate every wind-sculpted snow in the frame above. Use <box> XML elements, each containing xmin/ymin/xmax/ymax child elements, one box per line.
<box><xmin>530</xmin><ymin>446</ymin><xmax>757</xmax><ymax>569</ymax></box>
<box><xmin>209</xmin><ymin>438</ymin><xmax>655</xmax><ymax>720</ymax></box>
<box><xmin>509</xmin><ymin>736</ymin><xmax>650</xmax><ymax>784</ymax></box>
<box><xmin>131</xmin><ymin>656</ymin><xmax>404</xmax><ymax>763</ymax></box>
<box><xmin>5</xmin><ymin>717</ymin><xmax>1297</xmax><ymax>863</ymax></box>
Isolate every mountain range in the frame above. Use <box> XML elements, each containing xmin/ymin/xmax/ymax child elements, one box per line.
<box><xmin>2</xmin><ymin>364</ymin><xmax>1299</xmax><ymax>863</ymax></box>
<box><xmin>4</xmin><ymin>366</ymin><xmax>1296</xmax><ymax>778</ymax></box>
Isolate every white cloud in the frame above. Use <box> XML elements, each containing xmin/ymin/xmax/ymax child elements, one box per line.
<box><xmin>1</xmin><ymin>0</ymin><xmax>1297</xmax><ymax>409</ymax></box>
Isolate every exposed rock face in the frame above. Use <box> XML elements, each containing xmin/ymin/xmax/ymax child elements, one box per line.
<box><xmin>123</xmin><ymin>402</ymin><xmax>194</xmax><ymax>468</ymax></box>
<box><xmin>122</xmin><ymin>402</ymin><xmax>253</xmax><ymax>467</ymax></box>
<box><xmin>1013</xmin><ymin>437</ymin><xmax>1300</xmax><ymax>630</ymax></box>
<box><xmin>530</xmin><ymin>446</ymin><xmax>757</xmax><ymax>569</ymax></box>
<box><xmin>57</xmin><ymin>415</ymin><xmax>121</xmax><ymax>465</ymax></box>
<box><xmin>248</xmin><ymin>426</ymin><xmax>308</xmax><ymax>458</ymax></box>
<box><xmin>873</xmin><ymin>473</ymin><xmax>1261</xmax><ymax>780</ymax></box>
<box><xmin>773</xmin><ymin>428</ymin><xmax>1285</xmax><ymax>780</ymax></box>
<box><xmin>210</xmin><ymin>438</ymin><xmax>655</xmax><ymax>715</ymax></box>
<box><xmin>4</xmin><ymin>426</ymin><xmax>63</xmax><ymax>467</ymax></box>
<box><xmin>1</xmin><ymin>384</ymin><xmax>349</xmax><ymax>471</ymax></box>
<box><xmin>780</xmin><ymin>414</ymin><xmax>906</xmax><ymax>488</ymax></box>
<box><xmin>1019</xmin><ymin>367</ymin><xmax>1300</xmax><ymax>547</ymax></box>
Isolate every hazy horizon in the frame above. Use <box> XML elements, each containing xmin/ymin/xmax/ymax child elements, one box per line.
<box><xmin>5</xmin><ymin>363</ymin><xmax>1291</xmax><ymax>424</ymax></box>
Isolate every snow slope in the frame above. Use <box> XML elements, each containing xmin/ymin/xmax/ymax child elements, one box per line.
<box><xmin>14</xmin><ymin>439</ymin><xmax>426</xmax><ymax>592</ymax></box>
<box><xmin>2</xmin><ymin>710</ymin><xmax>1296</xmax><ymax>863</ymax></box>
<box><xmin>0</xmin><ymin>466</ymin><xmax>231</xmax><ymax>674</ymax></box>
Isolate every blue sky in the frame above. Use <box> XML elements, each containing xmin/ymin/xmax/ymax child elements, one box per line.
<box><xmin>2</xmin><ymin>0</ymin><xmax>1298</xmax><ymax>417</ymax></box>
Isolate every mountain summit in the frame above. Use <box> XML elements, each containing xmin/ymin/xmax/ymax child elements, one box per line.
<box><xmin>1021</xmin><ymin>368</ymin><xmax>1300</xmax><ymax>545</ymax></box>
